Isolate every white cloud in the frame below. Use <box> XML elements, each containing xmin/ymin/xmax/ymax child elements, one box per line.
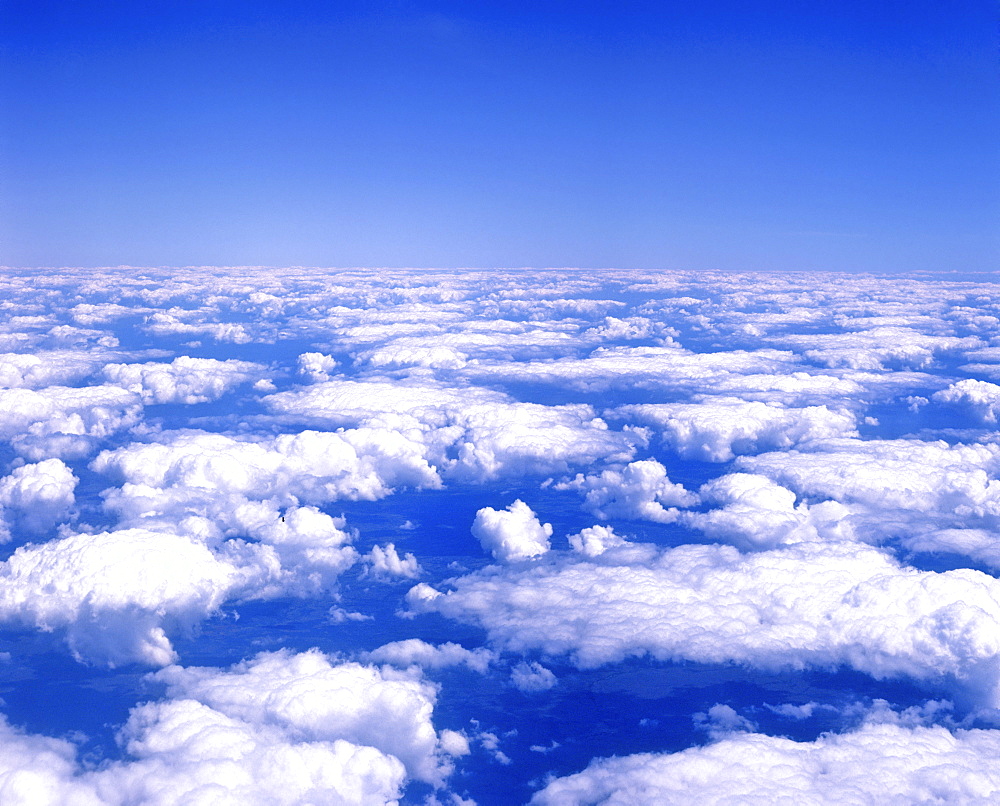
<box><xmin>0</xmin><ymin>528</ymin><xmax>271</xmax><ymax>666</ymax></box>
<box><xmin>0</xmin><ymin>350</ymin><xmax>111</xmax><ymax>389</ymax></box>
<box><xmin>531</xmin><ymin>720</ymin><xmax>1000</xmax><ymax>805</ymax></box>
<box><xmin>774</xmin><ymin>327</ymin><xmax>981</xmax><ymax>371</ymax></box>
<box><xmin>153</xmin><ymin>649</ymin><xmax>451</xmax><ymax>785</ymax></box>
<box><xmin>933</xmin><ymin>379</ymin><xmax>1000</xmax><ymax>423</ymax></box>
<box><xmin>364</xmin><ymin>640</ymin><xmax>494</xmax><ymax>674</ymax></box>
<box><xmin>0</xmin><ymin>459</ymin><xmax>78</xmax><ymax>534</ymax></box>
<box><xmin>296</xmin><ymin>352</ymin><xmax>338</xmax><ymax>382</ymax></box>
<box><xmin>736</xmin><ymin>438</ymin><xmax>1000</xmax><ymax>517</ymax></box>
<box><xmin>682</xmin><ymin>473</ymin><xmax>855</xmax><ymax>551</ymax></box>
<box><xmin>102</xmin><ymin>356</ymin><xmax>267</xmax><ymax>404</ymax></box>
<box><xmin>471</xmin><ymin>500</ymin><xmax>552</xmax><ymax>563</ymax></box>
<box><xmin>264</xmin><ymin>379</ymin><xmax>634</xmax><ymax>482</ymax></box>
<box><xmin>0</xmin><ymin>648</ymin><xmax>468</xmax><ymax>804</ymax></box>
<box><xmin>93</xmin><ymin>428</ymin><xmax>442</xmax><ymax>518</ymax></box>
<box><xmin>409</xmin><ymin>539</ymin><xmax>1000</xmax><ymax>706</ymax></box>
<box><xmin>0</xmin><ymin>386</ymin><xmax>142</xmax><ymax>444</ymax></box>
<box><xmin>102</xmin><ymin>697</ymin><xmax>406</xmax><ymax>806</ymax></box>
<box><xmin>461</xmin><ymin>345</ymin><xmax>802</xmax><ymax>394</ymax></box>
<box><xmin>567</xmin><ymin>525</ymin><xmax>629</xmax><ymax>558</ymax></box>
<box><xmin>615</xmin><ymin>398</ymin><xmax>857</xmax><ymax>462</ymax></box>
<box><xmin>364</xmin><ymin>543</ymin><xmax>422</xmax><ymax>580</ymax></box>
<box><xmin>555</xmin><ymin>460</ymin><xmax>697</xmax><ymax>523</ymax></box>
<box><xmin>510</xmin><ymin>661</ymin><xmax>557</xmax><ymax>692</ymax></box>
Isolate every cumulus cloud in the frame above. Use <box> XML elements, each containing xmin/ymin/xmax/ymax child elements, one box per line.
<box><xmin>296</xmin><ymin>352</ymin><xmax>339</xmax><ymax>382</ymax></box>
<box><xmin>682</xmin><ymin>473</ymin><xmax>855</xmax><ymax>551</ymax></box>
<box><xmin>531</xmin><ymin>719</ymin><xmax>1000</xmax><ymax>805</ymax></box>
<box><xmin>93</xmin><ymin>428</ymin><xmax>442</xmax><ymax>519</ymax></box>
<box><xmin>555</xmin><ymin>460</ymin><xmax>697</xmax><ymax>523</ymax></box>
<box><xmin>615</xmin><ymin>398</ymin><xmax>857</xmax><ymax>462</ymax></box>
<box><xmin>101</xmin><ymin>356</ymin><xmax>267</xmax><ymax>404</ymax></box>
<box><xmin>0</xmin><ymin>649</ymin><xmax>467</xmax><ymax>805</ymax></box>
<box><xmin>0</xmin><ymin>459</ymin><xmax>78</xmax><ymax>534</ymax></box>
<box><xmin>409</xmin><ymin>539</ymin><xmax>1000</xmax><ymax>706</ymax></box>
<box><xmin>933</xmin><ymin>379</ymin><xmax>1000</xmax><ymax>423</ymax></box>
<box><xmin>0</xmin><ymin>386</ymin><xmax>142</xmax><ymax>445</ymax></box>
<box><xmin>0</xmin><ymin>350</ymin><xmax>112</xmax><ymax>389</ymax></box>
<box><xmin>735</xmin><ymin>438</ymin><xmax>1000</xmax><ymax>530</ymax></box>
<box><xmin>364</xmin><ymin>640</ymin><xmax>495</xmax><ymax>674</ymax></box>
<box><xmin>264</xmin><ymin>379</ymin><xmax>634</xmax><ymax>481</ymax></box>
<box><xmin>364</xmin><ymin>543</ymin><xmax>422</xmax><ymax>580</ymax></box>
<box><xmin>0</xmin><ymin>527</ymin><xmax>271</xmax><ymax>666</ymax></box>
<box><xmin>460</xmin><ymin>345</ymin><xmax>803</xmax><ymax>395</ymax></box>
<box><xmin>471</xmin><ymin>500</ymin><xmax>552</xmax><ymax>563</ymax></box>
<box><xmin>510</xmin><ymin>661</ymin><xmax>557</xmax><ymax>692</ymax></box>
<box><xmin>153</xmin><ymin>649</ymin><xmax>452</xmax><ymax>784</ymax></box>
<box><xmin>567</xmin><ymin>524</ymin><xmax>629</xmax><ymax>558</ymax></box>
<box><xmin>773</xmin><ymin>326</ymin><xmax>981</xmax><ymax>371</ymax></box>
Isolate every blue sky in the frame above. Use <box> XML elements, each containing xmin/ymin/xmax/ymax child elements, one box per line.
<box><xmin>2</xmin><ymin>1</ymin><xmax>998</xmax><ymax>270</ymax></box>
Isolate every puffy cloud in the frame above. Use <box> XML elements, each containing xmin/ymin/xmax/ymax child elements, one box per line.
<box><xmin>0</xmin><ymin>715</ymin><xmax>103</xmax><ymax>805</ymax></box>
<box><xmin>567</xmin><ymin>525</ymin><xmax>629</xmax><ymax>558</ymax></box>
<box><xmin>153</xmin><ymin>649</ymin><xmax>451</xmax><ymax>784</ymax></box>
<box><xmin>0</xmin><ymin>528</ymin><xmax>273</xmax><ymax>666</ymax></box>
<box><xmin>510</xmin><ymin>661</ymin><xmax>557</xmax><ymax>692</ymax></box>
<box><xmin>0</xmin><ymin>386</ymin><xmax>142</xmax><ymax>444</ymax></box>
<box><xmin>461</xmin><ymin>345</ymin><xmax>802</xmax><ymax>394</ymax></box>
<box><xmin>0</xmin><ymin>350</ymin><xmax>110</xmax><ymax>389</ymax></box>
<box><xmin>682</xmin><ymin>473</ymin><xmax>855</xmax><ymax>551</ymax></box>
<box><xmin>264</xmin><ymin>379</ymin><xmax>634</xmax><ymax>481</ymax></box>
<box><xmin>555</xmin><ymin>460</ymin><xmax>698</xmax><ymax>523</ymax></box>
<box><xmin>0</xmin><ymin>459</ymin><xmax>78</xmax><ymax>534</ymax></box>
<box><xmin>0</xmin><ymin>648</ymin><xmax>466</xmax><ymax>804</ymax></box>
<box><xmin>143</xmin><ymin>312</ymin><xmax>255</xmax><ymax>344</ymax></box>
<box><xmin>692</xmin><ymin>703</ymin><xmax>757</xmax><ymax>739</ymax></box>
<box><xmin>530</xmin><ymin>720</ymin><xmax>1000</xmax><ymax>805</ymax></box>
<box><xmin>933</xmin><ymin>379</ymin><xmax>1000</xmax><ymax>423</ymax></box>
<box><xmin>101</xmin><ymin>697</ymin><xmax>406</xmax><ymax>806</ymax></box>
<box><xmin>409</xmin><ymin>540</ymin><xmax>1000</xmax><ymax>706</ymax></box>
<box><xmin>358</xmin><ymin>342</ymin><xmax>470</xmax><ymax>370</ymax></box>
<box><xmin>101</xmin><ymin>356</ymin><xmax>267</xmax><ymax>404</ymax></box>
<box><xmin>364</xmin><ymin>544</ymin><xmax>422</xmax><ymax>580</ymax></box>
<box><xmin>615</xmin><ymin>398</ymin><xmax>857</xmax><ymax>462</ymax></box>
<box><xmin>471</xmin><ymin>500</ymin><xmax>552</xmax><ymax>563</ymax></box>
<box><xmin>296</xmin><ymin>352</ymin><xmax>338</xmax><ymax>382</ymax></box>
<box><xmin>364</xmin><ymin>640</ymin><xmax>495</xmax><ymax>674</ymax></box>
<box><xmin>737</xmin><ymin>438</ymin><xmax>1000</xmax><ymax>518</ymax></box>
<box><xmin>230</xmin><ymin>505</ymin><xmax>360</xmax><ymax>586</ymax></box>
<box><xmin>93</xmin><ymin>429</ymin><xmax>442</xmax><ymax>517</ymax></box>
<box><xmin>773</xmin><ymin>327</ymin><xmax>981</xmax><ymax>371</ymax></box>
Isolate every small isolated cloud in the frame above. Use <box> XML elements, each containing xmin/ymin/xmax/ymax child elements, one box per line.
<box><xmin>510</xmin><ymin>661</ymin><xmax>557</xmax><ymax>692</ymax></box>
<box><xmin>555</xmin><ymin>460</ymin><xmax>698</xmax><ymax>523</ymax></box>
<box><xmin>471</xmin><ymin>500</ymin><xmax>552</xmax><ymax>563</ymax></box>
<box><xmin>567</xmin><ymin>524</ymin><xmax>629</xmax><ymax>558</ymax></box>
<box><xmin>692</xmin><ymin>703</ymin><xmax>757</xmax><ymax>739</ymax></box>
<box><xmin>296</xmin><ymin>351</ymin><xmax>339</xmax><ymax>382</ymax></box>
<box><xmin>0</xmin><ymin>458</ymin><xmax>78</xmax><ymax>535</ymax></box>
<box><xmin>365</xmin><ymin>639</ymin><xmax>494</xmax><ymax>674</ymax></box>
<box><xmin>364</xmin><ymin>543</ymin><xmax>422</xmax><ymax>580</ymax></box>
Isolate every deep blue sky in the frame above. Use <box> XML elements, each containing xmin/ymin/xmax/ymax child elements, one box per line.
<box><xmin>1</xmin><ymin>1</ymin><xmax>998</xmax><ymax>271</ymax></box>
